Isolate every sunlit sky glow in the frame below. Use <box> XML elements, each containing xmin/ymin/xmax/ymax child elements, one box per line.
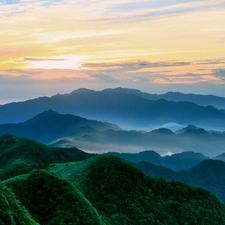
<box><xmin>0</xmin><ymin>0</ymin><xmax>225</xmax><ymax>103</ymax></box>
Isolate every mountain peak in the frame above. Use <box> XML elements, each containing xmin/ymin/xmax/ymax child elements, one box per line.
<box><xmin>51</xmin><ymin>88</ymin><xmax>95</xmax><ymax>98</ymax></box>
<box><xmin>102</xmin><ymin>87</ymin><xmax>143</xmax><ymax>95</ymax></box>
<box><xmin>150</xmin><ymin>128</ymin><xmax>174</xmax><ymax>135</ymax></box>
<box><xmin>35</xmin><ymin>109</ymin><xmax>58</xmax><ymax>116</ymax></box>
<box><xmin>69</xmin><ymin>88</ymin><xmax>94</xmax><ymax>95</ymax></box>
<box><xmin>25</xmin><ymin>110</ymin><xmax>59</xmax><ymax>124</ymax></box>
<box><xmin>176</xmin><ymin>124</ymin><xmax>200</xmax><ymax>134</ymax></box>
<box><xmin>168</xmin><ymin>151</ymin><xmax>208</xmax><ymax>160</ymax></box>
<box><xmin>186</xmin><ymin>124</ymin><xmax>199</xmax><ymax>129</ymax></box>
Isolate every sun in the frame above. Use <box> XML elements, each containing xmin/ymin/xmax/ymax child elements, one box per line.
<box><xmin>27</xmin><ymin>56</ymin><xmax>83</xmax><ymax>70</ymax></box>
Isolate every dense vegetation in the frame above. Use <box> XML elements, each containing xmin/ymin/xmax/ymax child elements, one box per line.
<box><xmin>0</xmin><ymin>182</ymin><xmax>38</xmax><ymax>225</ymax></box>
<box><xmin>50</xmin><ymin>155</ymin><xmax>225</xmax><ymax>225</ymax></box>
<box><xmin>0</xmin><ymin>134</ymin><xmax>94</xmax><ymax>180</ymax></box>
<box><xmin>135</xmin><ymin>159</ymin><xmax>225</xmax><ymax>201</ymax></box>
<box><xmin>5</xmin><ymin>170</ymin><xmax>107</xmax><ymax>225</ymax></box>
<box><xmin>1</xmin><ymin>135</ymin><xmax>225</xmax><ymax>224</ymax></box>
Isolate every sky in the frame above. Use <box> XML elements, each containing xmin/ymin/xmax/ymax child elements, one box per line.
<box><xmin>0</xmin><ymin>0</ymin><xmax>225</xmax><ymax>104</ymax></box>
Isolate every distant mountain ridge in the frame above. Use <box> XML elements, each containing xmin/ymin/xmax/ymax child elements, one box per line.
<box><xmin>1</xmin><ymin>111</ymin><xmax>225</xmax><ymax>156</ymax></box>
<box><xmin>1</xmin><ymin>88</ymin><xmax>225</xmax><ymax>131</ymax></box>
<box><xmin>109</xmin><ymin>150</ymin><xmax>209</xmax><ymax>171</ymax></box>
<box><xmin>103</xmin><ymin>87</ymin><xmax>225</xmax><ymax>109</ymax></box>
<box><xmin>0</xmin><ymin>110</ymin><xmax>120</xmax><ymax>145</ymax></box>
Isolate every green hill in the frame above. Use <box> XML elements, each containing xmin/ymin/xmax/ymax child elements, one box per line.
<box><xmin>0</xmin><ymin>134</ymin><xmax>94</xmax><ymax>180</ymax></box>
<box><xmin>49</xmin><ymin>155</ymin><xmax>225</xmax><ymax>225</ymax></box>
<box><xmin>1</xmin><ymin>135</ymin><xmax>225</xmax><ymax>224</ymax></box>
<box><xmin>4</xmin><ymin>170</ymin><xmax>107</xmax><ymax>225</ymax></box>
<box><xmin>0</xmin><ymin>182</ymin><xmax>38</xmax><ymax>225</ymax></box>
<box><xmin>135</xmin><ymin>159</ymin><xmax>225</xmax><ymax>202</ymax></box>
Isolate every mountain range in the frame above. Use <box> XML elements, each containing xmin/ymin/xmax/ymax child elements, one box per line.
<box><xmin>1</xmin><ymin>110</ymin><xmax>225</xmax><ymax>156</ymax></box>
<box><xmin>1</xmin><ymin>134</ymin><xmax>225</xmax><ymax>224</ymax></box>
<box><xmin>1</xmin><ymin>88</ymin><xmax>225</xmax><ymax>131</ymax></box>
<box><xmin>2</xmin><ymin>87</ymin><xmax>225</xmax><ymax>224</ymax></box>
<box><xmin>105</xmin><ymin>87</ymin><xmax>225</xmax><ymax>109</ymax></box>
<box><xmin>0</xmin><ymin>110</ymin><xmax>119</xmax><ymax>145</ymax></box>
<box><xmin>109</xmin><ymin>150</ymin><xmax>209</xmax><ymax>171</ymax></box>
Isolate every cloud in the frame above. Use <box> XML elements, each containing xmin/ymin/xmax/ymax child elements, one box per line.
<box><xmin>81</xmin><ymin>60</ymin><xmax>192</xmax><ymax>72</ymax></box>
<box><xmin>214</xmin><ymin>69</ymin><xmax>225</xmax><ymax>80</ymax></box>
<box><xmin>152</xmin><ymin>72</ymin><xmax>225</xmax><ymax>85</ymax></box>
<box><xmin>0</xmin><ymin>70</ymin><xmax>120</xmax><ymax>104</ymax></box>
<box><xmin>1</xmin><ymin>67</ymin><xmax>225</xmax><ymax>105</ymax></box>
<box><xmin>0</xmin><ymin>0</ymin><xmax>225</xmax><ymax>102</ymax></box>
<box><xmin>2</xmin><ymin>57</ymin><xmax>225</xmax><ymax>85</ymax></box>
<box><xmin>197</xmin><ymin>59</ymin><xmax>225</xmax><ymax>66</ymax></box>
<box><xmin>1</xmin><ymin>0</ymin><xmax>61</xmax><ymax>6</ymax></box>
<box><xmin>132</xmin><ymin>76</ymin><xmax>149</xmax><ymax>83</ymax></box>
<box><xmin>1</xmin><ymin>0</ymin><xmax>225</xmax><ymax>67</ymax></box>
<box><xmin>139</xmin><ymin>61</ymin><xmax>191</xmax><ymax>67</ymax></box>
<box><xmin>23</xmin><ymin>57</ymin><xmax>65</xmax><ymax>61</ymax></box>
<box><xmin>218</xmin><ymin>70</ymin><xmax>225</xmax><ymax>76</ymax></box>
<box><xmin>102</xmin><ymin>0</ymin><xmax>225</xmax><ymax>23</ymax></box>
<box><xmin>0</xmin><ymin>69</ymin><xmax>92</xmax><ymax>80</ymax></box>
<box><xmin>92</xmin><ymin>74</ymin><xmax>119</xmax><ymax>83</ymax></box>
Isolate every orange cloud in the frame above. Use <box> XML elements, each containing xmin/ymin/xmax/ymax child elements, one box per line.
<box><xmin>0</xmin><ymin>0</ymin><xmax>224</xmax><ymax>89</ymax></box>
